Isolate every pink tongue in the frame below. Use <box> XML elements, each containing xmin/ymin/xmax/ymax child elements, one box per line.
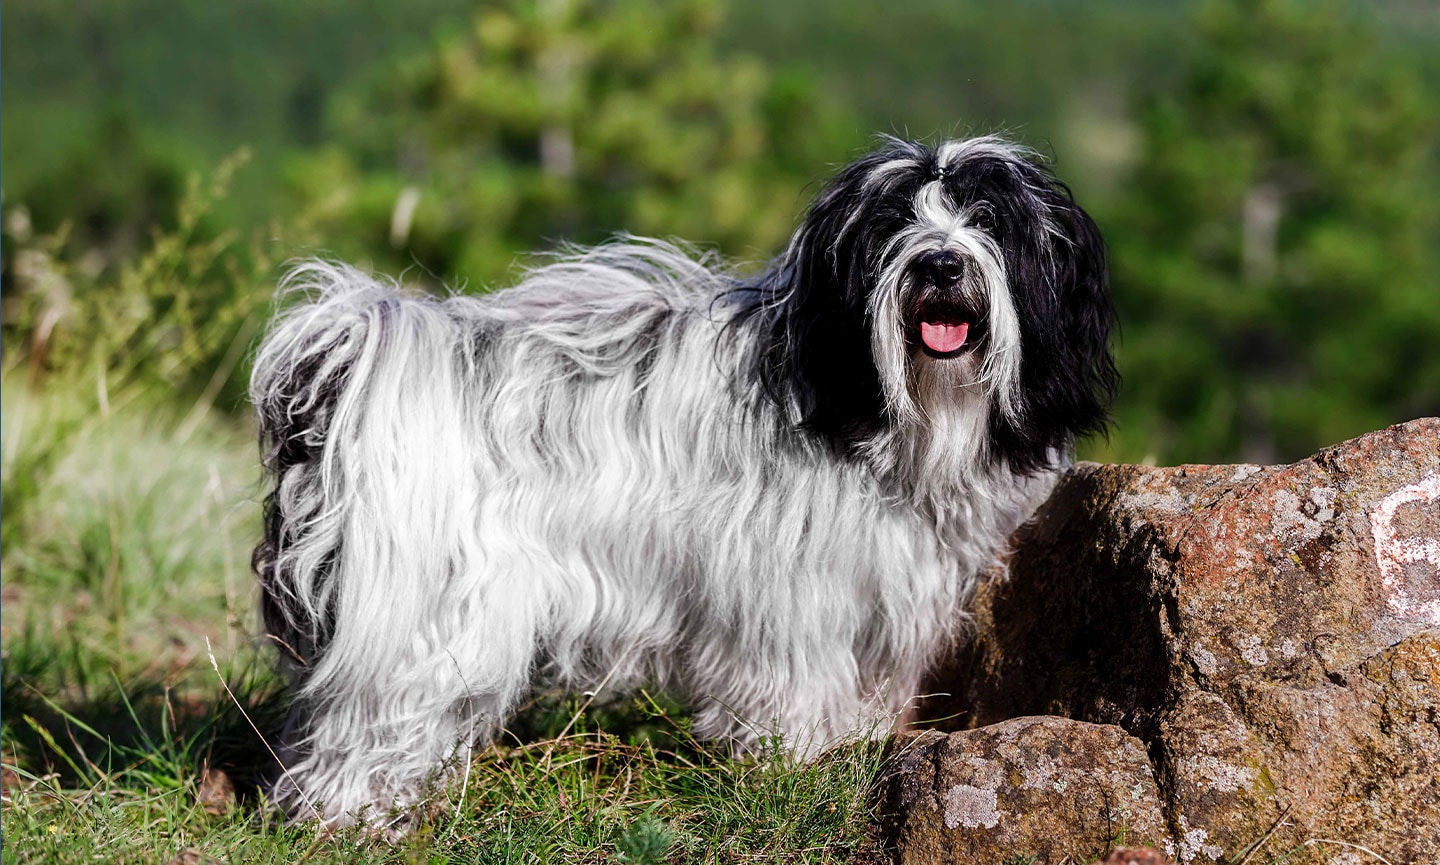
<box><xmin>920</xmin><ymin>320</ymin><xmax>970</xmax><ymax>353</ymax></box>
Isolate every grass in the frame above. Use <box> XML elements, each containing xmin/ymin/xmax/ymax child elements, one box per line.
<box><xmin>3</xmin><ymin>679</ymin><xmax>888</xmax><ymax>864</ymax></box>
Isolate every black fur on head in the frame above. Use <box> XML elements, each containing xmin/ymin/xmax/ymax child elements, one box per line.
<box><xmin>740</xmin><ymin>135</ymin><xmax>1118</xmax><ymax>475</ymax></box>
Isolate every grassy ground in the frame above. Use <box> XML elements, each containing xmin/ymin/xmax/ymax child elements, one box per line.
<box><xmin>0</xmin><ymin>381</ymin><xmax>889</xmax><ymax>864</ymax></box>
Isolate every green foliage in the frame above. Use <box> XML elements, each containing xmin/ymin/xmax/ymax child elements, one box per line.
<box><xmin>616</xmin><ymin>813</ymin><xmax>677</xmax><ymax>864</ymax></box>
<box><xmin>1</xmin><ymin>157</ymin><xmax>276</xmax><ymax>698</ymax></box>
<box><xmin>288</xmin><ymin>0</ymin><xmax>858</xmax><ymax>285</ymax></box>
<box><xmin>6</xmin><ymin>111</ymin><xmax>195</xmax><ymax>262</ymax></box>
<box><xmin>0</xmin><ymin>378</ymin><xmax>279</xmax><ymax>859</ymax></box>
<box><xmin>1</xmin><ymin>0</ymin><xmax>477</xmax><ymax>238</ymax></box>
<box><xmin>1102</xmin><ymin>0</ymin><xmax>1440</xmax><ymax>463</ymax></box>
<box><xmin>1</xmin><ymin>152</ymin><xmax>302</xmax><ymax>429</ymax></box>
<box><xmin>7</xmin><ymin>0</ymin><xmax>1438</xmax><ymax>464</ymax></box>
<box><xmin>0</xmin><ymin>382</ymin><xmax>259</xmax><ymax>666</ymax></box>
<box><xmin>723</xmin><ymin>0</ymin><xmax>1186</xmax><ymax>191</ymax></box>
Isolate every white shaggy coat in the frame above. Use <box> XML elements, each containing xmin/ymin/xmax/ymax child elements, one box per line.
<box><xmin>250</xmin><ymin>136</ymin><xmax>1115</xmax><ymax>828</ymax></box>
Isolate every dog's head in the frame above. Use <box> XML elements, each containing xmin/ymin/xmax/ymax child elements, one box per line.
<box><xmin>757</xmin><ymin>136</ymin><xmax>1117</xmax><ymax>475</ymax></box>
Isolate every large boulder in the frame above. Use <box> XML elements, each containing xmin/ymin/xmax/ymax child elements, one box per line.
<box><xmin>897</xmin><ymin>418</ymin><xmax>1439</xmax><ymax>865</ymax></box>
<box><xmin>879</xmin><ymin>718</ymin><xmax>1170</xmax><ymax>865</ymax></box>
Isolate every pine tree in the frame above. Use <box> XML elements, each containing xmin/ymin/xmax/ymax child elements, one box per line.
<box><xmin>1105</xmin><ymin>0</ymin><xmax>1440</xmax><ymax>463</ymax></box>
<box><xmin>288</xmin><ymin>0</ymin><xmax>855</xmax><ymax>286</ymax></box>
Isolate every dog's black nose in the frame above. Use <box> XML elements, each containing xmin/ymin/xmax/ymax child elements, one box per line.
<box><xmin>914</xmin><ymin>250</ymin><xmax>968</xmax><ymax>289</ymax></box>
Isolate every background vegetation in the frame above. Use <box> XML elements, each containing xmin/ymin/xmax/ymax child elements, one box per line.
<box><xmin>3</xmin><ymin>0</ymin><xmax>1437</xmax><ymax>861</ymax></box>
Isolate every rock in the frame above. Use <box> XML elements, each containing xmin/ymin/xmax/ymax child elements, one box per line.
<box><xmin>196</xmin><ymin>766</ymin><xmax>235</xmax><ymax>815</ymax></box>
<box><xmin>876</xmin><ymin>717</ymin><xmax>1169</xmax><ymax>864</ymax></box>
<box><xmin>915</xmin><ymin>417</ymin><xmax>1440</xmax><ymax>865</ymax></box>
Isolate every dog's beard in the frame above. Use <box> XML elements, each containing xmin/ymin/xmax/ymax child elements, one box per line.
<box><xmin>859</xmin><ymin>190</ymin><xmax>1025</xmax><ymax>490</ymax></box>
<box><xmin>873</xmin><ymin>185</ymin><xmax>1023</xmax><ymax>424</ymax></box>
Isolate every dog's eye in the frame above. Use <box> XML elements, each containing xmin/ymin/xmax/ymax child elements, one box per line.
<box><xmin>968</xmin><ymin>205</ymin><xmax>996</xmax><ymax>232</ymax></box>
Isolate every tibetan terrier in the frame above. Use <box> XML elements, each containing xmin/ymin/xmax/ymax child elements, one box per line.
<box><xmin>251</xmin><ymin>135</ymin><xmax>1117</xmax><ymax>827</ymax></box>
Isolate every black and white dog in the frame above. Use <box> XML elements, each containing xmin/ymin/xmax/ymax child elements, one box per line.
<box><xmin>251</xmin><ymin>136</ymin><xmax>1116</xmax><ymax>827</ymax></box>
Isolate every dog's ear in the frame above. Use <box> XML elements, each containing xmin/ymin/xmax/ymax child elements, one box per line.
<box><xmin>990</xmin><ymin>172</ymin><xmax>1119</xmax><ymax>472</ymax></box>
<box><xmin>757</xmin><ymin>141</ymin><xmax>929</xmax><ymax>447</ymax></box>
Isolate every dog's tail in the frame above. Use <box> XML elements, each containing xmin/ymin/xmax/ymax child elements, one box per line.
<box><xmin>250</xmin><ymin>262</ymin><xmax>474</xmax><ymax>674</ymax></box>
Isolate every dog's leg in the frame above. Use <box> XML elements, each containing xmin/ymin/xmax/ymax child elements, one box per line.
<box><xmin>682</xmin><ymin>609</ymin><xmax>934</xmax><ymax>760</ymax></box>
<box><xmin>272</xmin><ymin>637</ymin><xmax>531</xmax><ymax>830</ymax></box>
<box><xmin>683</xmin><ymin>647</ymin><xmax>872</xmax><ymax>760</ymax></box>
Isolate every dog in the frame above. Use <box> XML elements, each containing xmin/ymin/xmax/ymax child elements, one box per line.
<box><xmin>250</xmin><ymin>135</ymin><xmax>1117</xmax><ymax>828</ymax></box>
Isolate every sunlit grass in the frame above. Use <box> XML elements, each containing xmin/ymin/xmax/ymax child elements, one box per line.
<box><xmin>1</xmin><ymin>381</ymin><xmax>260</xmax><ymax>678</ymax></box>
<box><xmin>4</xmin><ymin>646</ymin><xmax>888</xmax><ymax>864</ymax></box>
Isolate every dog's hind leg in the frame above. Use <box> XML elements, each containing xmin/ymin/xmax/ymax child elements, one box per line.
<box><xmin>268</xmin><ymin>537</ymin><xmax>545</xmax><ymax>828</ymax></box>
<box><xmin>250</xmin><ymin>264</ymin><xmax>535</xmax><ymax>827</ymax></box>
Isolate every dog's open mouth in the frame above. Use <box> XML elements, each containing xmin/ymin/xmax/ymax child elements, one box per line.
<box><xmin>914</xmin><ymin>301</ymin><xmax>982</xmax><ymax>357</ymax></box>
<box><xmin>907</xmin><ymin>250</ymin><xmax>983</xmax><ymax>357</ymax></box>
<box><xmin>920</xmin><ymin>318</ymin><xmax>970</xmax><ymax>354</ymax></box>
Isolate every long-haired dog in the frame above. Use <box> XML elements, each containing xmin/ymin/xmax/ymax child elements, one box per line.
<box><xmin>251</xmin><ymin>136</ymin><xmax>1117</xmax><ymax>828</ymax></box>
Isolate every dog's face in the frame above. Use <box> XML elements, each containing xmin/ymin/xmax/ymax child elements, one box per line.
<box><xmin>766</xmin><ymin>136</ymin><xmax>1117</xmax><ymax>474</ymax></box>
